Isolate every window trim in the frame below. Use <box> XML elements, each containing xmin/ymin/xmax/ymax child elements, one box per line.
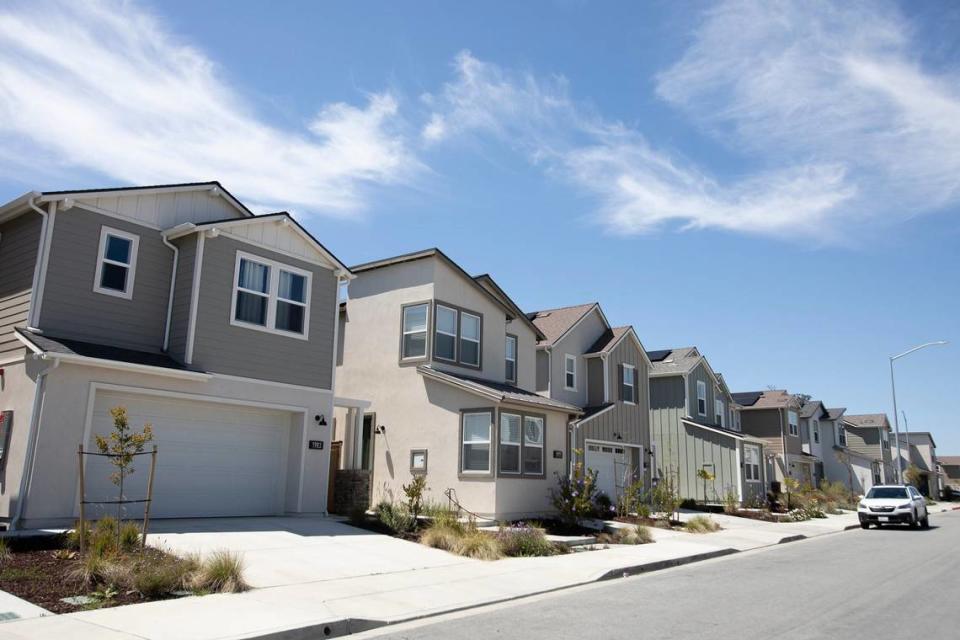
<box><xmin>564</xmin><ymin>354</ymin><xmax>577</xmax><ymax>391</ymax></box>
<box><xmin>459</xmin><ymin>311</ymin><xmax>482</xmax><ymax>368</ymax></box>
<box><xmin>496</xmin><ymin>408</ymin><xmax>547</xmax><ymax>479</ymax></box>
<box><xmin>410</xmin><ymin>449</ymin><xmax>428</xmax><ymax>475</ymax></box>
<box><xmin>460</xmin><ymin>409</ymin><xmax>494</xmax><ymax>476</ymax></box>
<box><xmin>696</xmin><ymin>380</ymin><xmax>707</xmax><ymax>416</ymax></box>
<box><xmin>812</xmin><ymin>420</ymin><xmax>820</xmax><ymax>444</ymax></box>
<box><xmin>715</xmin><ymin>398</ymin><xmax>725</xmax><ymax>427</ymax></box>
<box><xmin>93</xmin><ymin>226</ymin><xmax>139</xmax><ymax>300</ymax></box>
<box><xmin>498</xmin><ymin>411</ymin><xmax>522</xmax><ymax>475</ymax></box>
<box><xmin>399</xmin><ymin>301</ymin><xmax>430</xmax><ymax>363</ymax></box>
<box><xmin>787</xmin><ymin>410</ymin><xmax>799</xmax><ymax>437</ymax></box>
<box><xmin>744</xmin><ymin>444</ymin><xmax>761</xmax><ymax>483</ymax></box>
<box><xmin>837</xmin><ymin>425</ymin><xmax>847</xmax><ymax>447</ymax></box>
<box><xmin>504</xmin><ymin>333</ymin><xmax>518</xmax><ymax>384</ymax></box>
<box><xmin>621</xmin><ymin>364</ymin><xmax>636</xmax><ymax>405</ymax></box>
<box><xmin>433</xmin><ymin>304</ymin><xmax>459</xmax><ymax>363</ymax></box>
<box><xmin>230</xmin><ymin>250</ymin><xmax>312</xmax><ymax>340</ymax></box>
<box><xmin>432</xmin><ymin>300</ymin><xmax>484</xmax><ymax>370</ymax></box>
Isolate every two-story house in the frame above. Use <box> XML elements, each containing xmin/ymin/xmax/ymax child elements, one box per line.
<box><xmin>334</xmin><ymin>249</ymin><xmax>581</xmax><ymax>521</ymax></box>
<box><xmin>647</xmin><ymin>348</ymin><xmax>766</xmax><ymax>505</ymax></box>
<box><xmin>527</xmin><ymin>303</ymin><xmax>651</xmax><ymax>503</ymax></box>
<box><xmin>818</xmin><ymin>407</ymin><xmax>875</xmax><ymax>494</ymax></box>
<box><xmin>842</xmin><ymin>414</ymin><xmax>894</xmax><ymax>486</ymax></box>
<box><xmin>940</xmin><ymin>456</ymin><xmax>960</xmax><ymax>494</ymax></box>
<box><xmin>798</xmin><ymin>399</ymin><xmax>828</xmax><ymax>486</ymax></box>
<box><xmin>733</xmin><ymin>389</ymin><xmax>816</xmax><ymax>489</ymax></box>
<box><xmin>896</xmin><ymin>432</ymin><xmax>941</xmax><ymax>497</ymax></box>
<box><xmin>0</xmin><ymin>183</ymin><xmax>349</xmax><ymax>529</ymax></box>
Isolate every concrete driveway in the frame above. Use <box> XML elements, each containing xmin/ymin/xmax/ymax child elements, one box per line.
<box><xmin>146</xmin><ymin>517</ymin><xmax>473</xmax><ymax>589</ymax></box>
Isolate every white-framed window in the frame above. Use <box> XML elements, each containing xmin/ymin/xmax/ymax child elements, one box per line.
<box><xmin>622</xmin><ymin>364</ymin><xmax>636</xmax><ymax>404</ymax></box>
<box><xmin>813</xmin><ymin>420</ymin><xmax>820</xmax><ymax>444</ymax></box>
<box><xmin>499</xmin><ymin>412</ymin><xmax>521</xmax><ymax>474</ymax></box>
<box><xmin>696</xmin><ymin>380</ymin><xmax>707</xmax><ymax>416</ymax></box>
<box><xmin>730</xmin><ymin>408</ymin><xmax>739</xmax><ymax>431</ymax></box>
<box><xmin>462</xmin><ymin>411</ymin><xmax>492</xmax><ymax>473</ymax></box>
<box><xmin>788</xmin><ymin>410</ymin><xmax>799</xmax><ymax>437</ymax></box>
<box><xmin>460</xmin><ymin>312</ymin><xmax>481</xmax><ymax>367</ymax></box>
<box><xmin>505</xmin><ymin>334</ymin><xmax>517</xmax><ymax>383</ymax></box>
<box><xmin>523</xmin><ymin>415</ymin><xmax>545</xmax><ymax>475</ymax></box>
<box><xmin>401</xmin><ymin>303</ymin><xmax>428</xmax><ymax>360</ymax></box>
<box><xmin>744</xmin><ymin>445</ymin><xmax>761</xmax><ymax>482</ymax></box>
<box><xmin>837</xmin><ymin>425</ymin><xmax>847</xmax><ymax>447</ymax></box>
<box><xmin>93</xmin><ymin>226</ymin><xmax>139</xmax><ymax>299</ymax></box>
<box><xmin>564</xmin><ymin>354</ymin><xmax>577</xmax><ymax>390</ymax></box>
<box><xmin>715</xmin><ymin>398</ymin><xmax>725</xmax><ymax>426</ymax></box>
<box><xmin>434</xmin><ymin>304</ymin><xmax>458</xmax><ymax>362</ymax></box>
<box><xmin>881</xmin><ymin>428</ymin><xmax>889</xmax><ymax>449</ymax></box>
<box><xmin>231</xmin><ymin>251</ymin><xmax>312</xmax><ymax>338</ymax></box>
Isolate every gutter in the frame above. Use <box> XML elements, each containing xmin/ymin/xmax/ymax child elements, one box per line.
<box><xmin>11</xmin><ymin>359</ymin><xmax>58</xmax><ymax>530</ymax></box>
<box><xmin>25</xmin><ymin>196</ymin><xmax>54</xmax><ymax>328</ymax></box>
<box><xmin>160</xmin><ymin>234</ymin><xmax>180</xmax><ymax>352</ymax></box>
<box><xmin>36</xmin><ymin>351</ymin><xmax>211</xmax><ymax>381</ymax></box>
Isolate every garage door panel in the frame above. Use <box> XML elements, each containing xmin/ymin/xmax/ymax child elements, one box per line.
<box><xmin>84</xmin><ymin>391</ymin><xmax>293</xmax><ymax>519</ymax></box>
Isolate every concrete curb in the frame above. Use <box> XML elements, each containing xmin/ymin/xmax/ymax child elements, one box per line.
<box><xmin>596</xmin><ymin>548</ymin><xmax>740</xmax><ymax>581</ymax></box>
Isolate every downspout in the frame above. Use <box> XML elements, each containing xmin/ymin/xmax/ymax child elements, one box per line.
<box><xmin>10</xmin><ymin>358</ymin><xmax>58</xmax><ymax>530</ymax></box>
<box><xmin>160</xmin><ymin>234</ymin><xmax>179</xmax><ymax>352</ymax></box>
<box><xmin>780</xmin><ymin>407</ymin><xmax>788</xmax><ymax>482</ymax></box>
<box><xmin>25</xmin><ymin>197</ymin><xmax>50</xmax><ymax>328</ymax></box>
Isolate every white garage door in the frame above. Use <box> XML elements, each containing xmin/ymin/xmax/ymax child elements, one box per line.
<box><xmin>83</xmin><ymin>390</ymin><xmax>294</xmax><ymax>519</ymax></box>
<box><xmin>585</xmin><ymin>442</ymin><xmax>628</xmax><ymax>500</ymax></box>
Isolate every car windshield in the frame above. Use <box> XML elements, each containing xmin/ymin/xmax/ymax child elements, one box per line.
<box><xmin>866</xmin><ymin>487</ymin><xmax>908</xmax><ymax>499</ymax></box>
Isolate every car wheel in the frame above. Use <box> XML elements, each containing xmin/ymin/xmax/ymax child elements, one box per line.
<box><xmin>921</xmin><ymin>515</ymin><xmax>930</xmax><ymax>529</ymax></box>
<box><xmin>860</xmin><ymin>522</ymin><xmax>870</xmax><ymax>529</ymax></box>
<box><xmin>909</xmin><ymin>512</ymin><xmax>919</xmax><ymax>528</ymax></box>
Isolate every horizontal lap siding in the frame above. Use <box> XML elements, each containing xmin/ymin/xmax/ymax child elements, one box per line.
<box><xmin>39</xmin><ymin>208</ymin><xmax>172</xmax><ymax>352</ymax></box>
<box><xmin>0</xmin><ymin>213</ymin><xmax>41</xmax><ymax>358</ymax></box>
<box><xmin>192</xmin><ymin>235</ymin><xmax>337</xmax><ymax>388</ymax></box>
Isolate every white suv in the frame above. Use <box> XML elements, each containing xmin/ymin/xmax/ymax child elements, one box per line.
<box><xmin>858</xmin><ymin>485</ymin><xmax>929</xmax><ymax>529</ymax></box>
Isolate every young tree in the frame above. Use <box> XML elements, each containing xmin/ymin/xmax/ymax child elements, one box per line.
<box><xmin>904</xmin><ymin>464</ymin><xmax>923</xmax><ymax>490</ymax></box>
<box><xmin>94</xmin><ymin>406</ymin><xmax>153</xmax><ymax>546</ymax></box>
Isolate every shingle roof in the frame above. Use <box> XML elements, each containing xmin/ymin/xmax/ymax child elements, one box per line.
<box><xmin>417</xmin><ymin>365</ymin><xmax>581</xmax><ymax>413</ymax></box>
<box><xmin>826</xmin><ymin>407</ymin><xmax>847</xmax><ymax>420</ymax></box>
<box><xmin>646</xmin><ymin>349</ymin><xmax>672</xmax><ymax>362</ymax></box>
<box><xmin>646</xmin><ymin>347</ymin><xmax>700</xmax><ymax>375</ymax></box>
<box><xmin>527</xmin><ymin>303</ymin><xmax>597</xmax><ymax>346</ymax></box>
<box><xmin>585</xmin><ymin>326</ymin><xmax>630</xmax><ymax>354</ymax></box>
<box><xmin>15</xmin><ymin>328</ymin><xmax>194</xmax><ymax>372</ymax></box>
<box><xmin>799</xmin><ymin>400</ymin><xmax>827</xmax><ymax>419</ymax></box>
<box><xmin>844</xmin><ymin>413</ymin><xmax>891</xmax><ymax>429</ymax></box>
<box><xmin>939</xmin><ymin>456</ymin><xmax>960</xmax><ymax>466</ymax></box>
<box><xmin>733</xmin><ymin>389</ymin><xmax>797</xmax><ymax>409</ymax></box>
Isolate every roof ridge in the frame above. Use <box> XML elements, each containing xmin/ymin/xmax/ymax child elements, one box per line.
<box><xmin>528</xmin><ymin>301</ymin><xmax>596</xmax><ymax>316</ymax></box>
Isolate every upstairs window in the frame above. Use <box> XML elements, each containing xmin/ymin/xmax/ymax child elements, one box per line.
<box><xmin>460</xmin><ymin>312</ymin><xmax>481</xmax><ymax>367</ymax></box>
<box><xmin>401</xmin><ymin>303</ymin><xmax>428</xmax><ymax>360</ymax></box>
<box><xmin>434</xmin><ymin>305</ymin><xmax>458</xmax><ymax>361</ymax></box>
<box><xmin>837</xmin><ymin>425</ymin><xmax>847</xmax><ymax>447</ymax></box>
<box><xmin>744</xmin><ymin>445</ymin><xmax>761</xmax><ymax>482</ymax></box>
<box><xmin>621</xmin><ymin>364</ymin><xmax>636</xmax><ymax>404</ymax></box>
<box><xmin>813</xmin><ymin>420</ymin><xmax>820</xmax><ymax>444</ymax></box>
<box><xmin>505</xmin><ymin>334</ymin><xmax>517</xmax><ymax>383</ymax></box>
<box><xmin>564</xmin><ymin>354</ymin><xmax>577</xmax><ymax>390</ymax></box>
<box><xmin>432</xmin><ymin>302</ymin><xmax>482</xmax><ymax>368</ymax></box>
<box><xmin>715</xmin><ymin>398</ymin><xmax>725</xmax><ymax>426</ymax></box>
<box><xmin>94</xmin><ymin>226</ymin><xmax>139</xmax><ymax>299</ymax></box>
<box><xmin>788</xmin><ymin>411</ymin><xmax>799</xmax><ymax>437</ymax></box>
<box><xmin>696</xmin><ymin>380</ymin><xmax>707</xmax><ymax>416</ymax></box>
<box><xmin>232</xmin><ymin>252</ymin><xmax>311</xmax><ymax>338</ymax></box>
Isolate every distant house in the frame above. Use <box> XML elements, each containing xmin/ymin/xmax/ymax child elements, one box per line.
<box><xmin>733</xmin><ymin>390</ymin><xmax>816</xmax><ymax>489</ymax></box>
<box><xmin>940</xmin><ymin>456</ymin><xmax>960</xmax><ymax>493</ymax></box>
<box><xmin>648</xmin><ymin>348</ymin><xmax>766</xmax><ymax>505</ymax></box>
<box><xmin>819</xmin><ymin>407</ymin><xmax>875</xmax><ymax>494</ymax></box>
<box><xmin>842</xmin><ymin>414</ymin><xmax>895</xmax><ymax>486</ymax></box>
<box><xmin>798</xmin><ymin>399</ymin><xmax>829</xmax><ymax>486</ymax></box>
<box><xmin>895</xmin><ymin>432</ymin><xmax>942</xmax><ymax>498</ymax></box>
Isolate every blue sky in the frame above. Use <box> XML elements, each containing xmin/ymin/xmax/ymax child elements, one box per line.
<box><xmin>1</xmin><ymin>1</ymin><xmax>957</xmax><ymax>452</ymax></box>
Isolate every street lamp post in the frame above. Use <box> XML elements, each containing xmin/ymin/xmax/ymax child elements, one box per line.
<box><xmin>890</xmin><ymin>341</ymin><xmax>948</xmax><ymax>483</ymax></box>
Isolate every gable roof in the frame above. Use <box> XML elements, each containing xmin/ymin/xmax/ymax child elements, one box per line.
<box><xmin>349</xmin><ymin>248</ymin><xmax>527</xmax><ymax>324</ymax></box>
<box><xmin>843</xmin><ymin>413</ymin><xmax>891</xmax><ymax>430</ymax></box>
<box><xmin>902</xmin><ymin>432</ymin><xmax>937</xmax><ymax>448</ymax></box>
<box><xmin>164</xmin><ymin>211</ymin><xmax>352</xmax><ymax>276</ymax></box>
<box><xmin>40</xmin><ymin>180</ymin><xmax>253</xmax><ymax>217</ymax></box>
<box><xmin>939</xmin><ymin>456</ymin><xmax>960</xmax><ymax>466</ymax></box>
<box><xmin>472</xmin><ymin>274</ymin><xmax>545</xmax><ymax>340</ymax></box>
<box><xmin>733</xmin><ymin>389</ymin><xmax>799</xmax><ymax>410</ymax></box>
<box><xmin>799</xmin><ymin>400</ymin><xmax>829</xmax><ymax>419</ymax></box>
<box><xmin>826</xmin><ymin>407</ymin><xmax>847</xmax><ymax>420</ymax></box>
<box><xmin>527</xmin><ymin>303</ymin><xmax>604</xmax><ymax>347</ymax></box>
<box><xmin>646</xmin><ymin>347</ymin><xmax>700</xmax><ymax>376</ymax></box>
<box><xmin>417</xmin><ymin>365</ymin><xmax>581</xmax><ymax>414</ymax></box>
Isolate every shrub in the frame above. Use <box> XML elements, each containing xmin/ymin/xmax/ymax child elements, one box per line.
<box><xmin>376</xmin><ymin>500</ymin><xmax>416</xmax><ymax>534</ymax></box>
<box><xmin>684</xmin><ymin>515</ymin><xmax>720</xmax><ymax>534</ymax></box>
<box><xmin>66</xmin><ymin>520</ymin><xmax>92</xmax><ymax>550</ymax></box>
<box><xmin>69</xmin><ymin>552</ymin><xmax>111</xmax><ymax>587</ymax></box>
<box><xmin>402</xmin><ymin>474</ymin><xmax>428</xmax><ymax>519</ymax></box>
<box><xmin>722</xmin><ymin>489</ymin><xmax>739</xmax><ymax>515</ymax></box>
<box><xmin>0</xmin><ymin>538</ymin><xmax>10</xmax><ymax>563</ymax></box>
<box><xmin>618</xmin><ymin>479</ymin><xmax>645</xmax><ymax>517</ymax></box>
<box><xmin>679</xmin><ymin>498</ymin><xmax>698</xmax><ymax>510</ymax></box>
<box><xmin>496</xmin><ymin>524</ymin><xmax>560</xmax><ymax>557</ymax></box>
<box><xmin>453</xmin><ymin>530</ymin><xmax>502</xmax><ymax>560</ymax></box>
<box><xmin>603</xmin><ymin>525</ymin><xmax>654</xmax><ymax>545</ymax></box>
<box><xmin>649</xmin><ymin>474</ymin><xmax>682</xmax><ymax>521</ymax></box>
<box><xmin>550</xmin><ymin>453</ymin><xmax>599</xmax><ymax>525</ymax></box>
<box><xmin>119</xmin><ymin>521</ymin><xmax>142</xmax><ymax>552</ymax></box>
<box><xmin>636</xmin><ymin>503</ymin><xmax>652</xmax><ymax>520</ymax></box>
<box><xmin>420</xmin><ymin>520</ymin><xmax>464</xmax><ymax>552</ymax></box>
<box><xmin>593</xmin><ymin>493</ymin><xmax>615</xmax><ymax>519</ymax></box>
<box><xmin>133</xmin><ymin>556</ymin><xmax>196</xmax><ymax>597</ymax></box>
<box><xmin>191</xmin><ymin>551</ymin><xmax>248</xmax><ymax>593</ymax></box>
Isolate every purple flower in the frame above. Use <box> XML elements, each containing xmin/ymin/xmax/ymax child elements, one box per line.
<box><xmin>572</xmin><ymin>491</ymin><xmax>578</xmax><ymax>497</ymax></box>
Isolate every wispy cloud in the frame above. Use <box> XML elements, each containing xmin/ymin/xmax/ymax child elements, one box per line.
<box><xmin>0</xmin><ymin>0</ymin><xmax>420</xmax><ymax>215</ymax></box>
<box><xmin>423</xmin><ymin>2</ymin><xmax>960</xmax><ymax>240</ymax></box>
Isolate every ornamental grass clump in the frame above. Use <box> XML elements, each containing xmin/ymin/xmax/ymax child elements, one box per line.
<box><xmin>684</xmin><ymin>515</ymin><xmax>721</xmax><ymax>534</ymax></box>
<box><xmin>191</xmin><ymin>550</ymin><xmax>248</xmax><ymax>593</ymax></box>
<box><xmin>420</xmin><ymin>517</ymin><xmax>465</xmax><ymax>552</ymax></box>
<box><xmin>453</xmin><ymin>529</ymin><xmax>502</xmax><ymax>560</ymax></box>
<box><xmin>496</xmin><ymin>523</ymin><xmax>564</xmax><ymax>557</ymax></box>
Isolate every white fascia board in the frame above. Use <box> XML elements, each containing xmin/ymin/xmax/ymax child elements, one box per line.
<box><xmin>0</xmin><ymin>191</ymin><xmax>39</xmax><ymax>224</ymax></box>
<box><xmin>40</xmin><ymin>352</ymin><xmax>210</xmax><ymax>381</ymax></box>
<box><xmin>38</xmin><ymin>184</ymin><xmax>252</xmax><ymax>219</ymax></box>
<box><xmin>680</xmin><ymin>418</ymin><xmax>745</xmax><ymax>441</ymax></box>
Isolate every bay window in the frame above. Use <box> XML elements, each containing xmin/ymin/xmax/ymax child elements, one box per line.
<box><xmin>744</xmin><ymin>445</ymin><xmax>761</xmax><ymax>482</ymax></box>
<box><xmin>522</xmin><ymin>415</ymin><xmax>544</xmax><ymax>475</ymax></box>
<box><xmin>499</xmin><ymin>413</ymin><xmax>521</xmax><ymax>474</ymax></box>
<box><xmin>434</xmin><ymin>305</ymin><xmax>458</xmax><ymax>361</ymax></box>
<box><xmin>460</xmin><ymin>312</ymin><xmax>481</xmax><ymax>367</ymax></box>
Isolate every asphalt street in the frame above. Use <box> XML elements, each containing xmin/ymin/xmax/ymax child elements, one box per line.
<box><xmin>359</xmin><ymin>510</ymin><xmax>960</xmax><ymax>640</ymax></box>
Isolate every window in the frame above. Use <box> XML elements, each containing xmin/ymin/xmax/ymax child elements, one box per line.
<box><xmin>564</xmin><ymin>354</ymin><xmax>577</xmax><ymax>390</ymax></box>
<box><xmin>621</xmin><ymin>364</ymin><xmax>636</xmax><ymax>404</ymax></box>
<box><xmin>523</xmin><ymin>415</ymin><xmax>544</xmax><ymax>475</ymax></box>
<box><xmin>744</xmin><ymin>445</ymin><xmax>761</xmax><ymax>482</ymax></box>
<box><xmin>401</xmin><ymin>303</ymin><xmax>428</xmax><ymax>359</ymax></box>
<box><xmin>866</xmin><ymin>487</ymin><xmax>907</xmax><ymax>499</ymax></box>
<box><xmin>410</xmin><ymin>449</ymin><xmax>428</xmax><ymax>474</ymax></box>
<box><xmin>873</xmin><ymin>463</ymin><xmax>882</xmax><ymax>485</ymax></box>
<box><xmin>696</xmin><ymin>380</ymin><xmax>707</xmax><ymax>416</ymax></box>
<box><xmin>461</xmin><ymin>411</ymin><xmax>492</xmax><ymax>473</ymax></box>
<box><xmin>837</xmin><ymin>425</ymin><xmax>847</xmax><ymax>447</ymax></box>
<box><xmin>499</xmin><ymin>413</ymin><xmax>521</xmax><ymax>474</ymax></box>
<box><xmin>730</xmin><ymin>408</ymin><xmax>739</xmax><ymax>432</ymax></box>
<box><xmin>788</xmin><ymin>411</ymin><xmax>799</xmax><ymax>437</ymax></box>
<box><xmin>715</xmin><ymin>398</ymin><xmax>725</xmax><ymax>426</ymax></box>
<box><xmin>812</xmin><ymin>420</ymin><xmax>820</xmax><ymax>444</ymax></box>
<box><xmin>232</xmin><ymin>253</ymin><xmax>312</xmax><ymax>337</ymax></box>
<box><xmin>505</xmin><ymin>335</ymin><xmax>517</xmax><ymax>383</ymax></box>
<box><xmin>434</xmin><ymin>305</ymin><xmax>458</xmax><ymax>361</ymax></box>
<box><xmin>93</xmin><ymin>226</ymin><xmax>139</xmax><ymax>299</ymax></box>
<box><xmin>881</xmin><ymin>428</ymin><xmax>889</xmax><ymax>449</ymax></box>
<box><xmin>460</xmin><ymin>312</ymin><xmax>481</xmax><ymax>367</ymax></box>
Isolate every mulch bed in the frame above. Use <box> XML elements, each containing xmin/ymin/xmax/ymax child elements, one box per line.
<box><xmin>0</xmin><ymin>535</ymin><xmax>180</xmax><ymax>614</ymax></box>
<box><xmin>535</xmin><ymin>519</ymin><xmax>600</xmax><ymax>537</ymax></box>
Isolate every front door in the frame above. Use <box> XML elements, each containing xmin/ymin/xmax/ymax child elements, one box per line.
<box><xmin>585</xmin><ymin>442</ymin><xmax>628</xmax><ymax>500</ymax></box>
<box><xmin>360</xmin><ymin>413</ymin><xmax>375</xmax><ymax>471</ymax></box>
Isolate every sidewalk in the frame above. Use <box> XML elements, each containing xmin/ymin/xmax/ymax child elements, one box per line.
<box><xmin>0</xmin><ymin>511</ymin><xmax>867</xmax><ymax>640</ymax></box>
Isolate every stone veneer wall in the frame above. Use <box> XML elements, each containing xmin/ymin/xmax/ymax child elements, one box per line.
<box><xmin>332</xmin><ymin>470</ymin><xmax>372</xmax><ymax>514</ymax></box>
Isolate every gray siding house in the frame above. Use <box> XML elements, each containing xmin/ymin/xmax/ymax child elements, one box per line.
<box><xmin>842</xmin><ymin>414</ymin><xmax>895</xmax><ymax>486</ymax></box>
<box><xmin>0</xmin><ymin>183</ymin><xmax>351</xmax><ymax>528</ymax></box>
<box><xmin>819</xmin><ymin>407</ymin><xmax>875</xmax><ymax>494</ymax></box>
<box><xmin>895</xmin><ymin>432</ymin><xmax>941</xmax><ymax>498</ymax></box>
<box><xmin>733</xmin><ymin>389</ymin><xmax>814</xmax><ymax>489</ymax></box>
<box><xmin>648</xmin><ymin>348</ymin><xmax>766</xmax><ymax>505</ymax></box>
<box><xmin>528</xmin><ymin>303</ymin><xmax>652</xmax><ymax>504</ymax></box>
